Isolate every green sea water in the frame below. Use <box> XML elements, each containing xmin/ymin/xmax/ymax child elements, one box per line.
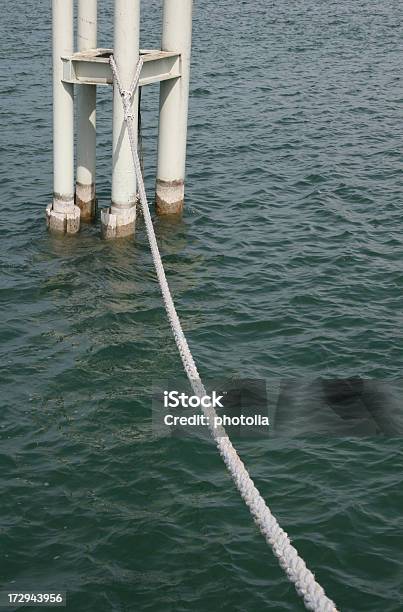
<box><xmin>1</xmin><ymin>0</ymin><xmax>403</xmax><ymax>610</ymax></box>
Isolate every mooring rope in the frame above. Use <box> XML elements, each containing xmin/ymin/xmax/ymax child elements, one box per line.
<box><xmin>109</xmin><ymin>54</ymin><xmax>338</xmax><ymax>612</ymax></box>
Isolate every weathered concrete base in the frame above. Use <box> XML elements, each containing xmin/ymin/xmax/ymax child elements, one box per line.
<box><xmin>75</xmin><ymin>182</ymin><xmax>97</xmax><ymax>222</ymax></box>
<box><xmin>155</xmin><ymin>179</ymin><xmax>184</xmax><ymax>215</ymax></box>
<box><xmin>46</xmin><ymin>200</ymin><xmax>80</xmax><ymax>234</ymax></box>
<box><xmin>100</xmin><ymin>206</ymin><xmax>137</xmax><ymax>240</ymax></box>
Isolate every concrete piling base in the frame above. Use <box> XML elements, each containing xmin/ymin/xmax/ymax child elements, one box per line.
<box><xmin>75</xmin><ymin>182</ymin><xmax>97</xmax><ymax>222</ymax></box>
<box><xmin>155</xmin><ymin>179</ymin><xmax>184</xmax><ymax>215</ymax></box>
<box><xmin>100</xmin><ymin>206</ymin><xmax>137</xmax><ymax>239</ymax></box>
<box><xmin>46</xmin><ymin>201</ymin><xmax>81</xmax><ymax>234</ymax></box>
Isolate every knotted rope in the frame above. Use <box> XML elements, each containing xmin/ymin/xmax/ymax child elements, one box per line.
<box><xmin>109</xmin><ymin>54</ymin><xmax>338</xmax><ymax>612</ymax></box>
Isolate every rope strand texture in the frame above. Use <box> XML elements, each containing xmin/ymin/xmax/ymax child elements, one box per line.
<box><xmin>109</xmin><ymin>54</ymin><xmax>338</xmax><ymax>612</ymax></box>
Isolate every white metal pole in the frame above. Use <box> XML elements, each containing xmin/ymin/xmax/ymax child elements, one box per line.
<box><xmin>156</xmin><ymin>0</ymin><xmax>193</xmax><ymax>215</ymax></box>
<box><xmin>76</xmin><ymin>0</ymin><xmax>97</xmax><ymax>221</ymax></box>
<box><xmin>101</xmin><ymin>0</ymin><xmax>140</xmax><ymax>239</ymax></box>
<box><xmin>47</xmin><ymin>0</ymin><xmax>80</xmax><ymax>233</ymax></box>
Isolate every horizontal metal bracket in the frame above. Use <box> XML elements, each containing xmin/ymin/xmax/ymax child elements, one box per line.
<box><xmin>62</xmin><ymin>48</ymin><xmax>181</xmax><ymax>86</ymax></box>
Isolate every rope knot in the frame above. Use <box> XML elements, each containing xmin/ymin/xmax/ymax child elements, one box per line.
<box><xmin>122</xmin><ymin>90</ymin><xmax>134</xmax><ymax>121</ymax></box>
<box><xmin>122</xmin><ymin>89</ymin><xmax>132</xmax><ymax>103</ymax></box>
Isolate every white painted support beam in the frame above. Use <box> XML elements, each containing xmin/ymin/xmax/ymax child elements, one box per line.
<box><xmin>62</xmin><ymin>49</ymin><xmax>181</xmax><ymax>87</ymax></box>
<box><xmin>47</xmin><ymin>0</ymin><xmax>80</xmax><ymax>233</ymax></box>
<box><xmin>101</xmin><ymin>0</ymin><xmax>140</xmax><ymax>239</ymax></box>
<box><xmin>156</xmin><ymin>0</ymin><xmax>193</xmax><ymax>215</ymax></box>
<box><xmin>76</xmin><ymin>0</ymin><xmax>97</xmax><ymax>221</ymax></box>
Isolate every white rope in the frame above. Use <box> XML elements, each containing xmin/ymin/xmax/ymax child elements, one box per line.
<box><xmin>109</xmin><ymin>55</ymin><xmax>339</xmax><ymax>612</ymax></box>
